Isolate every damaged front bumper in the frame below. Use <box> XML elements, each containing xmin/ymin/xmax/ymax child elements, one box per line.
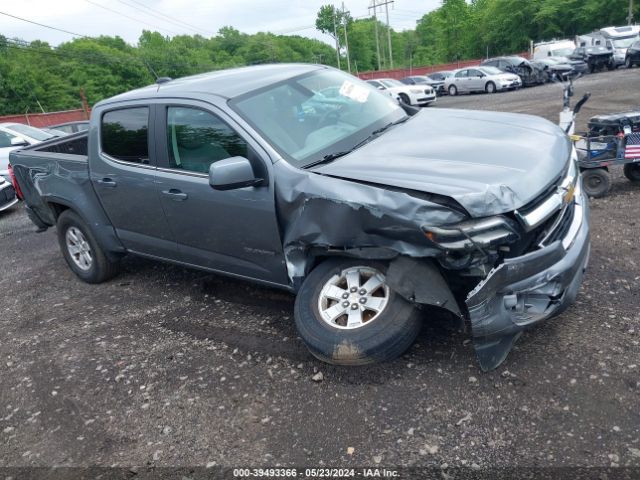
<box><xmin>465</xmin><ymin>183</ymin><xmax>590</xmax><ymax>371</ymax></box>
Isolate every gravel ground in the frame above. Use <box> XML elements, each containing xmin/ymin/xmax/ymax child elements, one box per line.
<box><xmin>1</xmin><ymin>69</ymin><xmax>639</xmax><ymax>476</ymax></box>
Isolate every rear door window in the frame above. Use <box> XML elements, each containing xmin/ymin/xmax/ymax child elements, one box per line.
<box><xmin>101</xmin><ymin>107</ymin><xmax>150</xmax><ymax>164</ymax></box>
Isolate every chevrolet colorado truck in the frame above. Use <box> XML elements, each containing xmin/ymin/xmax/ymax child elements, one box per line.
<box><xmin>10</xmin><ymin>64</ymin><xmax>590</xmax><ymax>370</ymax></box>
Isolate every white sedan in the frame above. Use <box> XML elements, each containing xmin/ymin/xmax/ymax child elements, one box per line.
<box><xmin>366</xmin><ymin>78</ymin><xmax>437</xmax><ymax>106</ymax></box>
<box><xmin>0</xmin><ymin>123</ymin><xmax>55</xmax><ymax>180</ymax></box>
<box><xmin>0</xmin><ymin>175</ymin><xmax>18</xmax><ymax>212</ymax></box>
<box><xmin>444</xmin><ymin>66</ymin><xmax>522</xmax><ymax>96</ymax></box>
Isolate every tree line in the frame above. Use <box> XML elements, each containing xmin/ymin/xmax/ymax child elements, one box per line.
<box><xmin>0</xmin><ymin>0</ymin><xmax>637</xmax><ymax>116</ymax></box>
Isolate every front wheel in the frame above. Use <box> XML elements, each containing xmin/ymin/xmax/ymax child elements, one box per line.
<box><xmin>448</xmin><ymin>85</ymin><xmax>458</xmax><ymax>96</ymax></box>
<box><xmin>485</xmin><ymin>81</ymin><xmax>496</xmax><ymax>94</ymax></box>
<box><xmin>581</xmin><ymin>168</ymin><xmax>611</xmax><ymax>198</ymax></box>
<box><xmin>294</xmin><ymin>259</ymin><xmax>422</xmax><ymax>365</ymax></box>
<box><xmin>626</xmin><ymin>57</ymin><xmax>633</xmax><ymax>69</ymax></box>
<box><xmin>57</xmin><ymin>210</ymin><xmax>120</xmax><ymax>283</ymax></box>
<box><xmin>623</xmin><ymin>163</ymin><xmax>640</xmax><ymax>182</ymax></box>
<box><xmin>398</xmin><ymin>93</ymin><xmax>410</xmax><ymax>105</ymax></box>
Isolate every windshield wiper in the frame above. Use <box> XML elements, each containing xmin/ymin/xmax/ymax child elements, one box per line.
<box><xmin>303</xmin><ymin>116</ymin><xmax>410</xmax><ymax>169</ymax></box>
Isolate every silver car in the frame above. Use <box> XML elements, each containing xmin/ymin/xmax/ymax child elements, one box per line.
<box><xmin>445</xmin><ymin>66</ymin><xmax>522</xmax><ymax>96</ymax></box>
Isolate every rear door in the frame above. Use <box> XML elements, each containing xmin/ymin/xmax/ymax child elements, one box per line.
<box><xmin>153</xmin><ymin>101</ymin><xmax>288</xmax><ymax>285</ymax></box>
<box><xmin>91</xmin><ymin>105</ymin><xmax>177</xmax><ymax>258</ymax></box>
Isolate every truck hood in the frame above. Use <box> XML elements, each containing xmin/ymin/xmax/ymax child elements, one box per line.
<box><xmin>314</xmin><ymin>108</ymin><xmax>571</xmax><ymax>217</ymax></box>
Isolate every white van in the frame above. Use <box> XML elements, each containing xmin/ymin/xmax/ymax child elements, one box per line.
<box><xmin>600</xmin><ymin>25</ymin><xmax>640</xmax><ymax>67</ymax></box>
<box><xmin>533</xmin><ymin>40</ymin><xmax>577</xmax><ymax>61</ymax></box>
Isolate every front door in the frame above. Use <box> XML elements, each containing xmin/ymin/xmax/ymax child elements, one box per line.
<box><xmin>153</xmin><ymin>103</ymin><xmax>288</xmax><ymax>286</ymax></box>
<box><xmin>91</xmin><ymin>105</ymin><xmax>177</xmax><ymax>258</ymax></box>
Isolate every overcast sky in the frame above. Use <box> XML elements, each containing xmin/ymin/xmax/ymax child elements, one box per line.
<box><xmin>0</xmin><ymin>0</ymin><xmax>441</xmax><ymax>46</ymax></box>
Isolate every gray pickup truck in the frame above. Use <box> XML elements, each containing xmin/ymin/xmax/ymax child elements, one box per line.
<box><xmin>10</xmin><ymin>64</ymin><xmax>590</xmax><ymax>370</ymax></box>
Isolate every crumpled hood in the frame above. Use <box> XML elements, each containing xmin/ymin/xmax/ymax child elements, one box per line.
<box><xmin>314</xmin><ymin>108</ymin><xmax>571</xmax><ymax>217</ymax></box>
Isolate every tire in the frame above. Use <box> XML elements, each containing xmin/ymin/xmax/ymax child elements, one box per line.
<box><xmin>581</xmin><ymin>168</ymin><xmax>611</xmax><ymax>198</ymax></box>
<box><xmin>398</xmin><ymin>93</ymin><xmax>410</xmax><ymax>105</ymax></box>
<box><xmin>625</xmin><ymin>57</ymin><xmax>633</xmax><ymax>69</ymax></box>
<box><xmin>294</xmin><ymin>259</ymin><xmax>422</xmax><ymax>366</ymax></box>
<box><xmin>623</xmin><ymin>163</ymin><xmax>640</xmax><ymax>182</ymax></box>
<box><xmin>589</xmin><ymin>62</ymin><xmax>597</xmax><ymax>74</ymax></box>
<box><xmin>485</xmin><ymin>81</ymin><xmax>496</xmax><ymax>94</ymax></box>
<box><xmin>448</xmin><ymin>84</ymin><xmax>458</xmax><ymax>96</ymax></box>
<box><xmin>57</xmin><ymin>209</ymin><xmax>120</xmax><ymax>283</ymax></box>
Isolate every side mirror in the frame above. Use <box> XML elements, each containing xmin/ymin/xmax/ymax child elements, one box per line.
<box><xmin>10</xmin><ymin>137</ymin><xmax>29</xmax><ymax>147</ymax></box>
<box><xmin>209</xmin><ymin>157</ymin><xmax>263</xmax><ymax>191</ymax></box>
<box><xmin>377</xmin><ymin>86</ymin><xmax>386</xmax><ymax>90</ymax></box>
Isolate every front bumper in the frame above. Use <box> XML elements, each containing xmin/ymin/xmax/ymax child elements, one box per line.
<box><xmin>0</xmin><ymin>182</ymin><xmax>18</xmax><ymax>212</ymax></box>
<box><xmin>465</xmin><ymin>182</ymin><xmax>590</xmax><ymax>371</ymax></box>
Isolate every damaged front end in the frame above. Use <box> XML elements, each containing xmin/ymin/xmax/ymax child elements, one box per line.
<box><xmin>274</xmin><ymin>144</ymin><xmax>590</xmax><ymax>371</ymax></box>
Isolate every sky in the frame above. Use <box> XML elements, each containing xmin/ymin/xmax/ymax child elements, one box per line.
<box><xmin>0</xmin><ymin>0</ymin><xmax>441</xmax><ymax>46</ymax></box>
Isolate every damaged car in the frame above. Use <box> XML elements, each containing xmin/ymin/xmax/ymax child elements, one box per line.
<box><xmin>10</xmin><ymin>64</ymin><xmax>590</xmax><ymax>371</ymax></box>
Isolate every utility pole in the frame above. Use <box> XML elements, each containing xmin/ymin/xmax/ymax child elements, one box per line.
<box><xmin>368</xmin><ymin>1</ymin><xmax>382</xmax><ymax>70</ymax></box>
<box><xmin>628</xmin><ymin>0</ymin><xmax>634</xmax><ymax>25</ymax></box>
<box><xmin>369</xmin><ymin>0</ymin><xmax>394</xmax><ymax>70</ymax></box>
<box><xmin>384</xmin><ymin>0</ymin><xmax>394</xmax><ymax>69</ymax></box>
<box><xmin>333</xmin><ymin>6</ymin><xmax>341</xmax><ymax>69</ymax></box>
<box><xmin>342</xmin><ymin>2</ymin><xmax>351</xmax><ymax>73</ymax></box>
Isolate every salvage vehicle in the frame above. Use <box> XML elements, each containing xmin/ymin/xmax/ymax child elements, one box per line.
<box><xmin>481</xmin><ymin>56</ymin><xmax>545</xmax><ymax>86</ymax></box>
<box><xmin>0</xmin><ymin>175</ymin><xmax>18</xmax><ymax>212</ymax></box>
<box><xmin>534</xmin><ymin>58</ymin><xmax>578</xmax><ymax>81</ymax></box>
<box><xmin>599</xmin><ymin>25</ymin><xmax>640</xmax><ymax>68</ymax></box>
<box><xmin>445</xmin><ymin>66</ymin><xmax>522</xmax><ymax>95</ymax></box>
<box><xmin>10</xmin><ymin>64</ymin><xmax>591</xmax><ymax>371</ymax></box>
<box><xmin>570</xmin><ymin>45</ymin><xmax>614</xmax><ymax>73</ymax></box>
<box><xmin>400</xmin><ymin>75</ymin><xmax>445</xmax><ymax>96</ymax></box>
<box><xmin>365</xmin><ymin>78</ymin><xmax>436</xmax><ymax>106</ymax></box>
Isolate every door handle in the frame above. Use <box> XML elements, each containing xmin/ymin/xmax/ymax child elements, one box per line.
<box><xmin>162</xmin><ymin>189</ymin><xmax>188</xmax><ymax>201</ymax></box>
<box><xmin>97</xmin><ymin>178</ymin><xmax>117</xmax><ymax>188</ymax></box>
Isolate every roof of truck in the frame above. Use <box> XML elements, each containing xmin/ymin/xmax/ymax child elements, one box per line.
<box><xmin>97</xmin><ymin>63</ymin><xmax>326</xmax><ymax>106</ymax></box>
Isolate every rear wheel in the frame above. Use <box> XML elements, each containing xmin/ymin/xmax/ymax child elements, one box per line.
<box><xmin>448</xmin><ymin>85</ymin><xmax>458</xmax><ymax>96</ymax></box>
<box><xmin>485</xmin><ymin>81</ymin><xmax>496</xmax><ymax>94</ymax></box>
<box><xmin>57</xmin><ymin>210</ymin><xmax>120</xmax><ymax>283</ymax></box>
<box><xmin>623</xmin><ymin>163</ymin><xmax>640</xmax><ymax>182</ymax></box>
<box><xmin>581</xmin><ymin>168</ymin><xmax>611</xmax><ymax>198</ymax></box>
<box><xmin>294</xmin><ymin>259</ymin><xmax>422</xmax><ymax>365</ymax></box>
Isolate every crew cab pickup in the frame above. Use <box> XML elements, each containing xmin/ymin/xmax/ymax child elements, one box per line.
<box><xmin>10</xmin><ymin>64</ymin><xmax>590</xmax><ymax>370</ymax></box>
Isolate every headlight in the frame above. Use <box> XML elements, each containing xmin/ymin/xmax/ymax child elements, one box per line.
<box><xmin>422</xmin><ymin>216</ymin><xmax>520</xmax><ymax>250</ymax></box>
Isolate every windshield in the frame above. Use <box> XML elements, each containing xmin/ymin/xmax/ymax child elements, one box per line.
<box><xmin>479</xmin><ymin>66</ymin><xmax>502</xmax><ymax>75</ymax></box>
<box><xmin>7</xmin><ymin>123</ymin><xmax>54</xmax><ymax>141</ymax></box>
<box><xmin>612</xmin><ymin>36</ymin><xmax>638</xmax><ymax>48</ymax></box>
<box><xmin>380</xmin><ymin>79</ymin><xmax>403</xmax><ymax>88</ymax></box>
<box><xmin>551</xmin><ymin>48</ymin><xmax>574</xmax><ymax>57</ymax></box>
<box><xmin>231</xmin><ymin>69</ymin><xmax>406</xmax><ymax>167</ymax></box>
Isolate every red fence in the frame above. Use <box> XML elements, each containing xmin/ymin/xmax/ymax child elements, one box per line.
<box><xmin>357</xmin><ymin>52</ymin><xmax>531</xmax><ymax>80</ymax></box>
<box><xmin>0</xmin><ymin>108</ymin><xmax>89</xmax><ymax>128</ymax></box>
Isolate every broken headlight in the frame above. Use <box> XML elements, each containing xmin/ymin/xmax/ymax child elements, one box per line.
<box><xmin>422</xmin><ymin>216</ymin><xmax>520</xmax><ymax>251</ymax></box>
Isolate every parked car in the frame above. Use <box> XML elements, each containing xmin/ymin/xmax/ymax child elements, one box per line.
<box><xmin>0</xmin><ymin>129</ymin><xmax>29</xmax><ymax>181</ymax></box>
<box><xmin>366</xmin><ymin>78</ymin><xmax>436</xmax><ymax>106</ymax></box>
<box><xmin>481</xmin><ymin>56</ymin><xmax>545</xmax><ymax>86</ymax></box>
<box><xmin>11</xmin><ymin>64</ymin><xmax>590</xmax><ymax>371</ymax></box>
<box><xmin>49</xmin><ymin>120</ymin><xmax>90</xmax><ymax>134</ymax></box>
<box><xmin>426</xmin><ymin>71</ymin><xmax>454</xmax><ymax>95</ymax></box>
<box><xmin>533</xmin><ymin>57</ymin><xmax>576</xmax><ymax>81</ymax></box>
<box><xmin>625</xmin><ymin>40</ymin><xmax>640</xmax><ymax>68</ymax></box>
<box><xmin>570</xmin><ymin>45</ymin><xmax>614</xmax><ymax>72</ymax></box>
<box><xmin>0</xmin><ymin>175</ymin><xmax>18</xmax><ymax>212</ymax></box>
<box><xmin>400</xmin><ymin>75</ymin><xmax>445</xmax><ymax>95</ymax></box>
<box><xmin>445</xmin><ymin>66</ymin><xmax>522</xmax><ymax>95</ymax></box>
<box><xmin>42</xmin><ymin>128</ymin><xmax>69</xmax><ymax>137</ymax></box>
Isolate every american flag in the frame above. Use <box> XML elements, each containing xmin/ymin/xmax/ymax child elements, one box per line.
<box><xmin>626</xmin><ymin>133</ymin><xmax>640</xmax><ymax>159</ymax></box>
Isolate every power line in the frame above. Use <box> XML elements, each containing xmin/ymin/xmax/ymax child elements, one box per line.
<box><xmin>0</xmin><ymin>11</ymin><xmax>89</xmax><ymax>38</ymax></box>
<box><xmin>82</xmin><ymin>0</ymin><xmax>180</xmax><ymax>36</ymax></box>
<box><xmin>122</xmin><ymin>0</ymin><xmax>216</xmax><ymax>36</ymax></box>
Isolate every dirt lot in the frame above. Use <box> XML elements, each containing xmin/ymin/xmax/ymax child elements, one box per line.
<box><xmin>1</xmin><ymin>69</ymin><xmax>639</xmax><ymax>476</ymax></box>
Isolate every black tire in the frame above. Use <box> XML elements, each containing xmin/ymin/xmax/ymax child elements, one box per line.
<box><xmin>623</xmin><ymin>163</ymin><xmax>640</xmax><ymax>182</ymax></box>
<box><xmin>57</xmin><ymin>209</ymin><xmax>119</xmax><ymax>283</ymax></box>
<box><xmin>398</xmin><ymin>93</ymin><xmax>410</xmax><ymax>105</ymax></box>
<box><xmin>589</xmin><ymin>62</ymin><xmax>597</xmax><ymax>74</ymax></box>
<box><xmin>294</xmin><ymin>259</ymin><xmax>422</xmax><ymax>365</ymax></box>
<box><xmin>625</xmin><ymin>57</ymin><xmax>633</xmax><ymax>69</ymax></box>
<box><xmin>485</xmin><ymin>81</ymin><xmax>496</xmax><ymax>94</ymax></box>
<box><xmin>448</xmin><ymin>84</ymin><xmax>458</xmax><ymax>96</ymax></box>
<box><xmin>581</xmin><ymin>168</ymin><xmax>611</xmax><ymax>198</ymax></box>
